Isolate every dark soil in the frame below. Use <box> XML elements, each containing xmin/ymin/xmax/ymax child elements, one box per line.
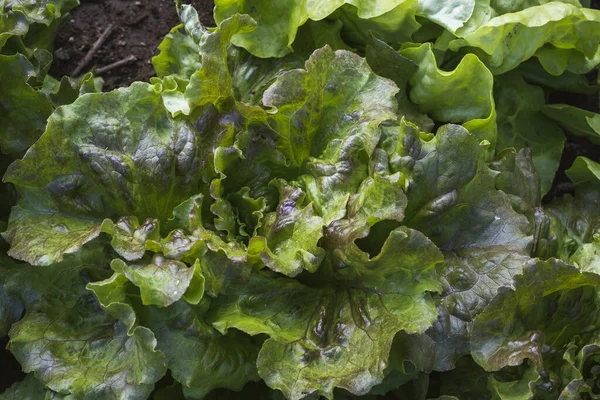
<box><xmin>0</xmin><ymin>338</ymin><xmax>23</xmax><ymax>393</ymax></box>
<box><xmin>49</xmin><ymin>0</ymin><xmax>215</xmax><ymax>90</ymax></box>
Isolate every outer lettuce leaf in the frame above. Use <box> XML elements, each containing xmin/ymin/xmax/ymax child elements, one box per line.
<box><xmin>142</xmin><ymin>300</ymin><xmax>262</xmax><ymax>399</ymax></box>
<box><xmin>0</xmin><ymin>8</ymin><xmax>28</xmax><ymax>51</ymax></box>
<box><xmin>0</xmin><ymin>0</ymin><xmax>78</xmax><ymax>26</ymax></box>
<box><xmin>3</xmin><ymin>248</ymin><xmax>167</xmax><ymax>399</ymax></box>
<box><xmin>416</xmin><ymin>0</ymin><xmax>477</xmax><ymax>33</ymax></box>
<box><xmin>472</xmin><ymin>259</ymin><xmax>600</xmax><ymax>397</ymax></box>
<box><xmin>448</xmin><ymin>3</ymin><xmax>600</xmax><ymax>75</ymax></box>
<box><xmin>399</xmin><ymin>43</ymin><xmax>496</xmax><ymax>147</ymax></box>
<box><xmin>494</xmin><ymin>72</ymin><xmax>566</xmax><ymax>195</ymax></box>
<box><xmin>0</xmin><ymin>374</ymin><xmax>74</xmax><ymax>400</ymax></box>
<box><xmin>0</xmin><ymin>54</ymin><xmax>52</xmax><ymax>154</ymax></box>
<box><xmin>331</xmin><ymin>1</ymin><xmax>420</xmax><ymax>50</ymax></box>
<box><xmin>536</xmin><ymin>161</ymin><xmax>600</xmax><ymax>274</ymax></box>
<box><xmin>211</xmin><ymin>226</ymin><xmax>443</xmax><ymax>399</ymax></box>
<box><xmin>491</xmin><ymin>148</ymin><xmax>542</xmax><ymax>226</ymax></box>
<box><xmin>566</xmin><ymin>156</ymin><xmax>600</xmax><ymax>187</ymax></box>
<box><xmin>213</xmin><ymin>0</ymin><xmax>411</xmax><ymax>58</ymax></box>
<box><xmin>401</xmin><ymin>43</ymin><xmax>494</xmax><ymax>125</ymax></box>
<box><xmin>518</xmin><ymin>59</ymin><xmax>598</xmax><ymax>95</ymax></box>
<box><xmin>3</xmin><ymin>82</ymin><xmax>224</xmax><ymax>265</ymax></box>
<box><xmin>542</xmin><ymin>104</ymin><xmax>600</xmax><ymax>145</ymax></box>
<box><xmin>381</xmin><ymin>120</ymin><xmax>532</xmax><ymax>371</ymax></box>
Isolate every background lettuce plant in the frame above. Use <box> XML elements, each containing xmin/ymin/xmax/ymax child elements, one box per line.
<box><xmin>1</xmin><ymin>0</ymin><xmax>600</xmax><ymax>399</ymax></box>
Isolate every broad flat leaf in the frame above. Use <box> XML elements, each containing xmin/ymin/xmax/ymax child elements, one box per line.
<box><xmin>416</xmin><ymin>0</ymin><xmax>476</xmax><ymax>32</ymax></box>
<box><xmin>399</xmin><ymin>43</ymin><xmax>496</xmax><ymax>146</ymax></box>
<box><xmin>211</xmin><ymin>226</ymin><xmax>443</xmax><ymax>399</ymax></box>
<box><xmin>518</xmin><ymin>59</ymin><xmax>598</xmax><ymax>95</ymax></box>
<box><xmin>261</xmin><ymin>45</ymin><xmax>398</xmax><ymax>167</ymax></box>
<box><xmin>491</xmin><ymin>148</ymin><xmax>541</xmax><ymax>225</ymax></box>
<box><xmin>449</xmin><ymin>3</ymin><xmax>600</xmax><ymax>75</ymax></box>
<box><xmin>3</xmin><ymin>249</ymin><xmax>167</xmax><ymax>399</ymax></box>
<box><xmin>213</xmin><ymin>0</ymin><xmax>409</xmax><ymax>58</ymax></box>
<box><xmin>396</xmin><ymin>122</ymin><xmax>531</xmax><ymax>253</ymax></box>
<box><xmin>0</xmin><ymin>54</ymin><xmax>52</xmax><ymax>154</ymax></box>
<box><xmin>566</xmin><ymin>157</ymin><xmax>600</xmax><ymax>187</ymax></box>
<box><xmin>4</xmin><ymin>82</ymin><xmax>226</xmax><ymax>265</ymax></box>
<box><xmin>0</xmin><ymin>374</ymin><xmax>73</xmax><ymax>400</ymax></box>
<box><xmin>542</xmin><ymin>105</ymin><xmax>600</xmax><ymax>145</ymax></box>
<box><xmin>494</xmin><ymin>72</ymin><xmax>565</xmax><ymax>195</ymax></box>
<box><xmin>401</xmin><ymin>43</ymin><xmax>494</xmax><ymax>125</ymax></box>
<box><xmin>142</xmin><ymin>300</ymin><xmax>261</xmax><ymax>399</ymax></box>
<box><xmin>0</xmin><ymin>8</ymin><xmax>28</xmax><ymax>51</ymax></box>
<box><xmin>383</xmin><ymin>120</ymin><xmax>532</xmax><ymax>370</ymax></box>
<box><xmin>471</xmin><ymin>259</ymin><xmax>600</xmax><ymax>372</ymax></box>
<box><xmin>332</xmin><ymin>1</ymin><xmax>420</xmax><ymax>50</ymax></box>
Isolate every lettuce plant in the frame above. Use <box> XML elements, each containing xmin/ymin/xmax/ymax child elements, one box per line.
<box><xmin>1</xmin><ymin>1</ymin><xmax>600</xmax><ymax>399</ymax></box>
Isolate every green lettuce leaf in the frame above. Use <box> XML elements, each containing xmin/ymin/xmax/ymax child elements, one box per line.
<box><xmin>3</xmin><ymin>82</ymin><xmax>228</xmax><ymax>265</ymax></box>
<box><xmin>400</xmin><ymin>42</ymin><xmax>496</xmax><ymax>146</ymax></box>
<box><xmin>111</xmin><ymin>256</ymin><xmax>204</xmax><ymax>307</ymax></box>
<box><xmin>142</xmin><ymin>300</ymin><xmax>261</xmax><ymax>399</ymax></box>
<box><xmin>536</xmin><ymin>172</ymin><xmax>600</xmax><ymax>270</ymax></box>
<box><xmin>559</xmin><ymin>333</ymin><xmax>600</xmax><ymax>399</ymax></box>
<box><xmin>448</xmin><ymin>3</ymin><xmax>600</xmax><ymax>75</ymax></box>
<box><xmin>0</xmin><ymin>54</ymin><xmax>52</xmax><ymax>154</ymax></box>
<box><xmin>3</xmin><ymin>248</ymin><xmax>167</xmax><ymax>398</ymax></box>
<box><xmin>472</xmin><ymin>259</ymin><xmax>600</xmax><ymax>370</ymax></box>
<box><xmin>566</xmin><ymin>156</ymin><xmax>600</xmax><ymax>187</ymax></box>
<box><xmin>542</xmin><ymin>104</ymin><xmax>600</xmax><ymax>145</ymax></box>
<box><xmin>153</xmin><ymin>24</ymin><xmax>202</xmax><ymax>86</ymax></box>
<box><xmin>0</xmin><ymin>374</ymin><xmax>74</xmax><ymax>400</ymax></box>
<box><xmin>248</xmin><ymin>183</ymin><xmax>325</xmax><ymax>277</ymax></box>
<box><xmin>210</xmin><ymin>226</ymin><xmax>443</xmax><ymax>399</ymax></box>
<box><xmin>213</xmin><ymin>0</ymin><xmax>409</xmax><ymax>58</ymax></box>
<box><xmin>494</xmin><ymin>72</ymin><xmax>566</xmax><ymax>195</ymax></box>
<box><xmin>380</xmin><ymin>120</ymin><xmax>532</xmax><ymax>371</ymax></box>
<box><xmin>1</xmin><ymin>0</ymin><xmax>78</xmax><ymax>26</ymax></box>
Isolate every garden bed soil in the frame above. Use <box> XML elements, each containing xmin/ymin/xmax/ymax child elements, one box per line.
<box><xmin>49</xmin><ymin>0</ymin><xmax>215</xmax><ymax>90</ymax></box>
